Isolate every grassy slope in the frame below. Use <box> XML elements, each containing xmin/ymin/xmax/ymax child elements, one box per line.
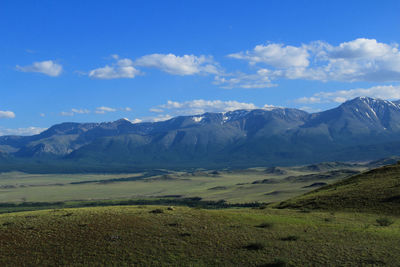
<box><xmin>1</xmin><ymin>206</ymin><xmax>399</xmax><ymax>266</ymax></box>
<box><xmin>277</xmin><ymin>163</ymin><xmax>400</xmax><ymax>214</ymax></box>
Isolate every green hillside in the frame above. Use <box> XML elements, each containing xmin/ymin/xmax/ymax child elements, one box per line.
<box><xmin>1</xmin><ymin>206</ymin><xmax>399</xmax><ymax>266</ymax></box>
<box><xmin>277</xmin><ymin>162</ymin><xmax>400</xmax><ymax>214</ymax></box>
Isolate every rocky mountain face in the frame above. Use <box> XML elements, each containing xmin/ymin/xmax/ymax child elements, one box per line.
<box><xmin>2</xmin><ymin>97</ymin><xmax>400</xmax><ymax>168</ymax></box>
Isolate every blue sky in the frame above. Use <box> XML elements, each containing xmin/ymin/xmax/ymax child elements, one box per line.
<box><xmin>1</xmin><ymin>0</ymin><xmax>400</xmax><ymax>135</ymax></box>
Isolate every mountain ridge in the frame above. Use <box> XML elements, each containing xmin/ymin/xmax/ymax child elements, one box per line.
<box><xmin>2</xmin><ymin>96</ymin><xmax>400</xmax><ymax>170</ymax></box>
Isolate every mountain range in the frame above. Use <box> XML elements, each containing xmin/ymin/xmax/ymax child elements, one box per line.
<box><xmin>2</xmin><ymin>96</ymin><xmax>400</xmax><ymax>172</ymax></box>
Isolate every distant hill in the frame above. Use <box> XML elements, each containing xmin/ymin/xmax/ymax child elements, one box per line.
<box><xmin>277</xmin><ymin>163</ymin><xmax>400</xmax><ymax>215</ymax></box>
<box><xmin>2</xmin><ymin>97</ymin><xmax>400</xmax><ymax>171</ymax></box>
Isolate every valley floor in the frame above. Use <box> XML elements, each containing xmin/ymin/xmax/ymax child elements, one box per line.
<box><xmin>1</xmin><ymin>205</ymin><xmax>399</xmax><ymax>266</ymax></box>
<box><xmin>0</xmin><ymin>164</ymin><xmax>365</xmax><ymax>204</ymax></box>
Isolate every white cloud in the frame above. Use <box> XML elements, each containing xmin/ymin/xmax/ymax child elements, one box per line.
<box><xmin>60</xmin><ymin>111</ymin><xmax>74</xmax><ymax>116</ymax></box>
<box><xmin>149</xmin><ymin>108</ymin><xmax>164</xmax><ymax>113</ymax></box>
<box><xmin>60</xmin><ymin>106</ymin><xmax>129</xmax><ymax>116</ymax></box>
<box><xmin>95</xmin><ymin>106</ymin><xmax>117</xmax><ymax>114</ymax></box>
<box><xmin>138</xmin><ymin>100</ymin><xmax>281</xmax><ymax>123</ymax></box>
<box><xmin>135</xmin><ymin>53</ymin><xmax>219</xmax><ymax>75</ymax></box>
<box><xmin>214</xmin><ymin>69</ymin><xmax>276</xmax><ymax>89</ymax></box>
<box><xmin>40</xmin><ymin>113</ymin><xmax>45</xmax><ymax>117</ymax></box>
<box><xmin>229</xmin><ymin>38</ymin><xmax>400</xmax><ymax>83</ymax></box>
<box><xmin>0</xmin><ymin>127</ymin><xmax>47</xmax><ymax>136</ymax></box>
<box><xmin>298</xmin><ymin>106</ymin><xmax>322</xmax><ymax>113</ymax></box>
<box><xmin>295</xmin><ymin>96</ymin><xmax>322</xmax><ymax>104</ymax></box>
<box><xmin>60</xmin><ymin>108</ymin><xmax>90</xmax><ymax>116</ymax></box>
<box><xmin>89</xmin><ymin>57</ymin><xmax>140</xmax><ymax>79</ymax></box>
<box><xmin>156</xmin><ymin>99</ymin><xmax>259</xmax><ymax>116</ymax></box>
<box><xmin>229</xmin><ymin>43</ymin><xmax>310</xmax><ymax>68</ymax></box>
<box><xmin>262</xmin><ymin>104</ymin><xmax>282</xmax><ymax>110</ymax></box>
<box><xmin>16</xmin><ymin>60</ymin><xmax>62</xmax><ymax>77</ymax></box>
<box><xmin>296</xmin><ymin>85</ymin><xmax>400</xmax><ymax>104</ymax></box>
<box><xmin>151</xmin><ymin>114</ymin><xmax>173</xmax><ymax>122</ymax></box>
<box><xmin>327</xmin><ymin>38</ymin><xmax>395</xmax><ymax>59</ymax></box>
<box><xmin>71</xmin><ymin>108</ymin><xmax>90</xmax><ymax>114</ymax></box>
<box><xmin>0</xmin><ymin>110</ymin><xmax>15</xmax><ymax>119</ymax></box>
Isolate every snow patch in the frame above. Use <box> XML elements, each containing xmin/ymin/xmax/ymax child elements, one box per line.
<box><xmin>192</xmin><ymin>116</ymin><xmax>204</xmax><ymax>123</ymax></box>
<box><xmin>263</xmin><ymin>105</ymin><xmax>283</xmax><ymax>111</ymax></box>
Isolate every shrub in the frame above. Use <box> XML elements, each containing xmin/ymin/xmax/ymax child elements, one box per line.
<box><xmin>259</xmin><ymin>258</ymin><xmax>288</xmax><ymax>266</ymax></box>
<box><xmin>280</xmin><ymin>235</ymin><xmax>299</xmax><ymax>241</ymax></box>
<box><xmin>244</xmin><ymin>242</ymin><xmax>265</xmax><ymax>250</ymax></box>
<box><xmin>376</xmin><ymin>217</ymin><xmax>394</xmax><ymax>226</ymax></box>
<box><xmin>150</xmin><ymin>209</ymin><xmax>164</xmax><ymax>214</ymax></box>
<box><xmin>180</xmin><ymin>232</ymin><xmax>191</xmax><ymax>237</ymax></box>
<box><xmin>256</xmin><ymin>222</ymin><xmax>273</xmax><ymax>229</ymax></box>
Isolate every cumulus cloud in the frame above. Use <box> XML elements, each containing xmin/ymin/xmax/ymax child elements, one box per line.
<box><xmin>228</xmin><ymin>38</ymin><xmax>400</xmax><ymax>83</ymax></box>
<box><xmin>135</xmin><ymin>53</ymin><xmax>219</xmax><ymax>75</ymax></box>
<box><xmin>214</xmin><ymin>69</ymin><xmax>276</xmax><ymax>89</ymax></box>
<box><xmin>95</xmin><ymin>106</ymin><xmax>117</xmax><ymax>114</ymax></box>
<box><xmin>0</xmin><ymin>110</ymin><xmax>16</xmax><ymax>119</ymax></box>
<box><xmin>89</xmin><ymin>57</ymin><xmax>140</xmax><ymax>79</ymax></box>
<box><xmin>296</xmin><ymin>85</ymin><xmax>400</xmax><ymax>104</ymax></box>
<box><xmin>229</xmin><ymin>43</ymin><xmax>310</xmax><ymax>68</ymax></box>
<box><xmin>16</xmin><ymin>60</ymin><xmax>62</xmax><ymax>77</ymax></box>
<box><xmin>0</xmin><ymin>126</ymin><xmax>47</xmax><ymax>136</ymax></box>
<box><xmin>154</xmin><ymin>99</ymin><xmax>259</xmax><ymax>116</ymax></box>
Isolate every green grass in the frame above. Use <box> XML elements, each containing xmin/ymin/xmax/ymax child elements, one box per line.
<box><xmin>0</xmin><ymin>206</ymin><xmax>399</xmax><ymax>266</ymax></box>
<box><xmin>0</xmin><ymin>165</ymin><xmax>365</xmax><ymax>204</ymax></box>
<box><xmin>277</xmin><ymin>163</ymin><xmax>400</xmax><ymax>215</ymax></box>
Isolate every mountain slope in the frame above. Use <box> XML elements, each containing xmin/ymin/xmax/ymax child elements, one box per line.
<box><xmin>299</xmin><ymin>97</ymin><xmax>400</xmax><ymax>144</ymax></box>
<box><xmin>3</xmin><ymin>97</ymin><xmax>400</xmax><ymax>170</ymax></box>
<box><xmin>277</xmin><ymin>162</ymin><xmax>400</xmax><ymax>214</ymax></box>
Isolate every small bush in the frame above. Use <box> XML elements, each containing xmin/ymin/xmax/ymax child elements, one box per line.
<box><xmin>376</xmin><ymin>217</ymin><xmax>394</xmax><ymax>227</ymax></box>
<box><xmin>180</xmin><ymin>232</ymin><xmax>191</xmax><ymax>237</ymax></box>
<box><xmin>244</xmin><ymin>242</ymin><xmax>265</xmax><ymax>250</ymax></box>
<box><xmin>256</xmin><ymin>222</ymin><xmax>273</xmax><ymax>229</ymax></box>
<box><xmin>259</xmin><ymin>258</ymin><xmax>288</xmax><ymax>266</ymax></box>
<box><xmin>280</xmin><ymin>235</ymin><xmax>299</xmax><ymax>241</ymax></box>
<box><xmin>150</xmin><ymin>209</ymin><xmax>164</xmax><ymax>214</ymax></box>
